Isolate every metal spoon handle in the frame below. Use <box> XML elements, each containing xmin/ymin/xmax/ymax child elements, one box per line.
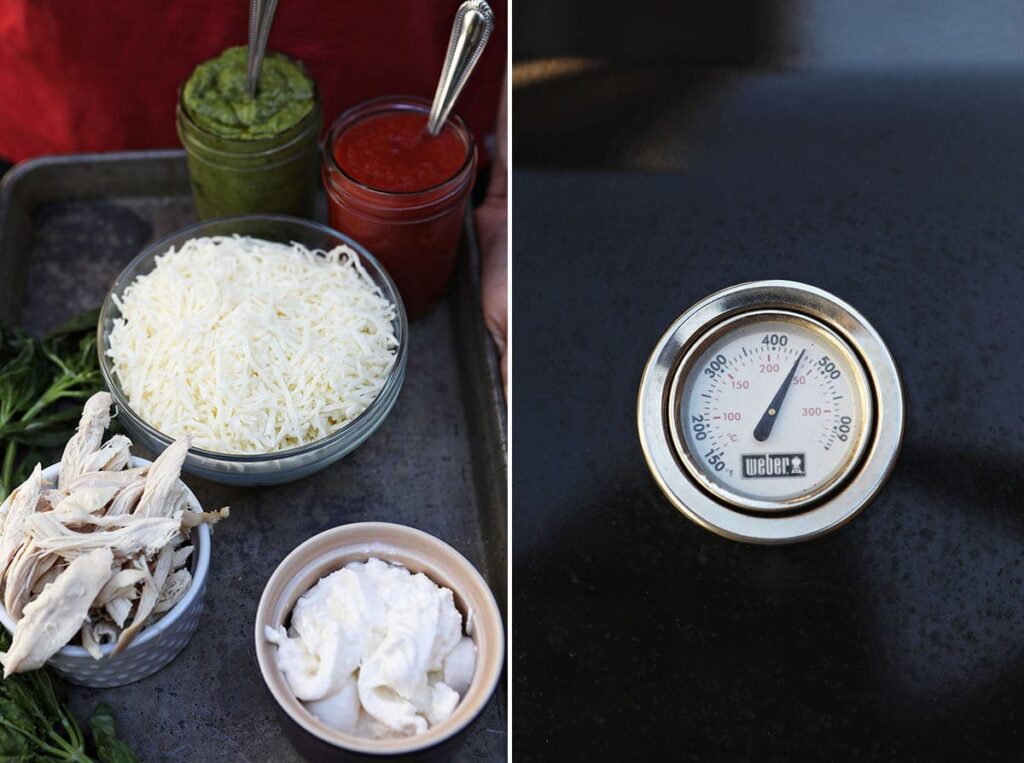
<box><xmin>246</xmin><ymin>0</ymin><xmax>263</xmax><ymax>96</ymax></box>
<box><xmin>247</xmin><ymin>0</ymin><xmax>280</xmax><ymax>98</ymax></box>
<box><xmin>427</xmin><ymin>0</ymin><xmax>494</xmax><ymax>136</ymax></box>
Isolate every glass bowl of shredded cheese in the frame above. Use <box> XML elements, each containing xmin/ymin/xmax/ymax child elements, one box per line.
<box><xmin>98</xmin><ymin>215</ymin><xmax>408</xmax><ymax>485</ymax></box>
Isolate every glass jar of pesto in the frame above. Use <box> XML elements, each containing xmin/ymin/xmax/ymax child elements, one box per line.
<box><xmin>177</xmin><ymin>47</ymin><xmax>322</xmax><ymax>220</ymax></box>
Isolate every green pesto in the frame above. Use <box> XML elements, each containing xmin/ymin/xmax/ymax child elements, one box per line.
<box><xmin>183</xmin><ymin>46</ymin><xmax>315</xmax><ymax>139</ymax></box>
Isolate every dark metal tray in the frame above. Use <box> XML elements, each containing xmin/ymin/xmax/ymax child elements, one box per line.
<box><xmin>0</xmin><ymin>150</ymin><xmax>507</xmax><ymax>762</ymax></box>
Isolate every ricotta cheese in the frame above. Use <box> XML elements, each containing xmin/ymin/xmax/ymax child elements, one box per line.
<box><xmin>266</xmin><ymin>558</ymin><xmax>477</xmax><ymax>738</ymax></box>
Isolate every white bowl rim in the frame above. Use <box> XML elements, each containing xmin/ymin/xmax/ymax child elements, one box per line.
<box><xmin>0</xmin><ymin>456</ymin><xmax>211</xmax><ymax>659</ymax></box>
<box><xmin>255</xmin><ymin>521</ymin><xmax>506</xmax><ymax>756</ymax></box>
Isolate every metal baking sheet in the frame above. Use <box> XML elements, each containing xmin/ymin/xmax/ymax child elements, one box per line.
<box><xmin>0</xmin><ymin>150</ymin><xmax>507</xmax><ymax>762</ymax></box>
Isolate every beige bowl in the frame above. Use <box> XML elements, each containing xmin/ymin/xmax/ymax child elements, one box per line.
<box><xmin>254</xmin><ymin>523</ymin><xmax>504</xmax><ymax>758</ymax></box>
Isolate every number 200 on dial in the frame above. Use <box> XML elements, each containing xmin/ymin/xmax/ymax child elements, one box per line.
<box><xmin>670</xmin><ymin>311</ymin><xmax>873</xmax><ymax>512</ymax></box>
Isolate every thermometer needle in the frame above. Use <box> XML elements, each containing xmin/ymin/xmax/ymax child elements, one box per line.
<box><xmin>753</xmin><ymin>349</ymin><xmax>805</xmax><ymax>442</ymax></box>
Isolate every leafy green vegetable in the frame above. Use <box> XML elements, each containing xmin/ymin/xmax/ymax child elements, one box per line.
<box><xmin>0</xmin><ymin>309</ymin><xmax>104</xmax><ymax>502</ymax></box>
<box><xmin>0</xmin><ymin>630</ymin><xmax>137</xmax><ymax>762</ymax></box>
<box><xmin>87</xmin><ymin>706</ymin><xmax>135</xmax><ymax>763</ymax></box>
<box><xmin>0</xmin><ymin>313</ymin><xmax>136</xmax><ymax>761</ymax></box>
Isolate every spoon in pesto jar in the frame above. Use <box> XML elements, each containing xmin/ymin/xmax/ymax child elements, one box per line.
<box><xmin>426</xmin><ymin>0</ymin><xmax>496</xmax><ymax>136</ymax></box>
<box><xmin>246</xmin><ymin>0</ymin><xmax>281</xmax><ymax>97</ymax></box>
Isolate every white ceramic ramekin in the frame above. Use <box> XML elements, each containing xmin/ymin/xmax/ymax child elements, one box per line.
<box><xmin>0</xmin><ymin>456</ymin><xmax>210</xmax><ymax>687</ymax></box>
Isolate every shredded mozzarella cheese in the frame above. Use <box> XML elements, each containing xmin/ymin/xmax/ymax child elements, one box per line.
<box><xmin>107</xmin><ymin>235</ymin><xmax>398</xmax><ymax>454</ymax></box>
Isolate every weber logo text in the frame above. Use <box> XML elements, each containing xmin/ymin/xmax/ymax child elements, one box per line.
<box><xmin>742</xmin><ymin>453</ymin><xmax>806</xmax><ymax>479</ymax></box>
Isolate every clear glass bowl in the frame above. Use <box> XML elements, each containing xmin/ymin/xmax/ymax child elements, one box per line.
<box><xmin>97</xmin><ymin>215</ymin><xmax>408</xmax><ymax>485</ymax></box>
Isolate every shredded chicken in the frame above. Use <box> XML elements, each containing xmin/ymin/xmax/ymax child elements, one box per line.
<box><xmin>105</xmin><ymin>596</ymin><xmax>134</xmax><ymax>629</ymax></box>
<box><xmin>54</xmin><ymin>486</ymin><xmax>124</xmax><ymax>517</ymax></box>
<box><xmin>27</xmin><ymin>513</ymin><xmax>182</xmax><ymax>559</ymax></box>
<box><xmin>0</xmin><ymin>464</ymin><xmax>43</xmax><ymax>585</ymax></box>
<box><xmin>82</xmin><ymin>619</ymin><xmax>120</xmax><ymax>660</ymax></box>
<box><xmin>107</xmin><ymin>479</ymin><xmax>146</xmax><ymax>517</ymax></box>
<box><xmin>0</xmin><ymin>394</ymin><xmax>228</xmax><ymax>673</ymax></box>
<box><xmin>155</xmin><ymin>568</ymin><xmax>192</xmax><ymax>614</ymax></box>
<box><xmin>172</xmin><ymin>545</ymin><xmax>194</xmax><ymax>568</ymax></box>
<box><xmin>77</xmin><ymin>434</ymin><xmax>132</xmax><ymax>474</ymax></box>
<box><xmin>181</xmin><ymin>507</ymin><xmax>231</xmax><ymax>529</ymax></box>
<box><xmin>2</xmin><ymin>547</ymin><xmax>114</xmax><ymax>676</ymax></box>
<box><xmin>96</xmin><ymin>568</ymin><xmax>148</xmax><ymax>605</ymax></box>
<box><xmin>31</xmin><ymin>560</ymin><xmax>65</xmax><ymax>595</ymax></box>
<box><xmin>36</xmin><ymin>488</ymin><xmax>64</xmax><ymax>514</ymax></box>
<box><xmin>58</xmin><ymin>392</ymin><xmax>112</xmax><ymax>489</ymax></box>
<box><xmin>4</xmin><ymin>541</ymin><xmax>56</xmax><ymax>618</ymax></box>
<box><xmin>134</xmin><ymin>438</ymin><xmax>190</xmax><ymax>519</ymax></box>
<box><xmin>62</xmin><ymin>467</ymin><xmax>148</xmax><ymax>495</ymax></box>
<box><xmin>114</xmin><ymin>545</ymin><xmax>174</xmax><ymax>654</ymax></box>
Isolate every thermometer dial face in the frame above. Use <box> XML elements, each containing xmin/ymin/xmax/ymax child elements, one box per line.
<box><xmin>670</xmin><ymin>311</ymin><xmax>873</xmax><ymax>512</ymax></box>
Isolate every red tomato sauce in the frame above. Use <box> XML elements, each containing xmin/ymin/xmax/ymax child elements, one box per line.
<box><xmin>332</xmin><ymin>111</ymin><xmax>466</xmax><ymax>192</ymax></box>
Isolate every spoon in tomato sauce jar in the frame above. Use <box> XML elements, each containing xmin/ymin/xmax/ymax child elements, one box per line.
<box><xmin>427</xmin><ymin>0</ymin><xmax>495</xmax><ymax>136</ymax></box>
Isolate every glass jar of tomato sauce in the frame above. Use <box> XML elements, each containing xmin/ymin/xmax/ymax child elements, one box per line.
<box><xmin>323</xmin><ymin>96</ymin><xmax>477</xmax><ymax>318</ymax></box>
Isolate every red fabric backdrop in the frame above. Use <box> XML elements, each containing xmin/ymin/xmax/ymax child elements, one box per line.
<box><xmin>0</xmin><ymin>0</ymin><xmax>507</xmax><ymax>164</ymax></box>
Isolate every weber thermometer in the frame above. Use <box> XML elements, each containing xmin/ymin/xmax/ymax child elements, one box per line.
<box><xmin>638</xmin><ymin>281</ymin><xmax>904</xmax><ymax>543</ymax></box>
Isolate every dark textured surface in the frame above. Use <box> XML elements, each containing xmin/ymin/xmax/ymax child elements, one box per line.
<box><xmin>513</xmin><ymin>69</ymin><xmax>1024</xmax><ymax>760</ymax></box>
<box><xmin>0</xmin><ymin>157</ymin><xmax>506</xmax><ymax>762</ymax></box>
